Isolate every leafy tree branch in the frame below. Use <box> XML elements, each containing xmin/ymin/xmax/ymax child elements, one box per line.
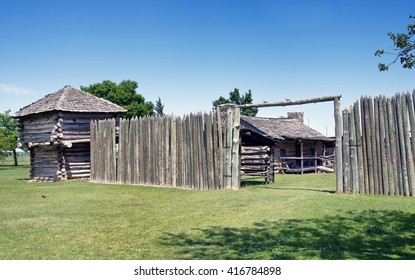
<box><xmin>375</xmin><ymin>15</ymin><xmax>415</xmax><ymax>71</ymax></box>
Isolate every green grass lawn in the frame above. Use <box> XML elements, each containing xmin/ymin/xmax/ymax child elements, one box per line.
<box><xmin>1</xmin><ymin>157</ymin><xmax>414</xmax><ymax>260</ymax></box>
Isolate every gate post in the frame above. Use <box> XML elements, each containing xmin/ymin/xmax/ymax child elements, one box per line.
<box><xmin>334</xmin><ymin>96</ymin><xmax>343</xmax><ymax>193</ymax></box>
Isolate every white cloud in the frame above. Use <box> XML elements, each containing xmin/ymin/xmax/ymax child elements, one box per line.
<box><xmin>0</xmin><ymin>83</ymin><xmax>36</xmax><ymax>95</ymax></box>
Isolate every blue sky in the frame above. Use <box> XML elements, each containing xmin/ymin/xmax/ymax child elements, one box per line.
<box><xmin>0</xmin><ymin>0</ymin><xmax>414</xmax><ymax>136</ymax></box>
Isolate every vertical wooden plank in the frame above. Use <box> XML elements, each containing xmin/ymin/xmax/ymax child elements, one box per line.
<box><xmin>180</xmin><ymin>116</ymin><xmax>186</xmax><ymax>188</ymax></box>
<box><xmin>115</xmin><ymin>119</ymin><xmax>121</xmax><ymax>183</ymax></box>
<box><xmin>342</xmin><ymin>109</ymin><xmax>350</xmax><ymax>193</ymax></box>
<box><xmin>188</xmin><ymin>115</ymin><xmax>193</xmax><ymax>189</ymax></box>
<box><xmin>216</xmin><ymin>109</ymin><xmax>224</xmax><ymax>189</ymax></box>
<box><xmin>402</xmin><ymin>93</ymin><xmax>414</xmax><ymax>196</ymax></box>
<box><xmin>103</xmin><ymin>120</ymin><xmax>109</xmax><ymax>183</ymax></box>
<box><xmin>384</xmin><ymin>97</ymin><xmax>394</xmax><ymax>195</ymax></box>
<box><xmin>191</xmin><ymin>114</ymin><xmax>198</xmax><ymax>189</ymax></box>
<box><xmin>152</xmin><ymin>117</ymin><xmax>158</xmax><ymax>186</ymax></box>
<box><xmin>98</xmin><ymin>120</ymin><xmax>102</xmax><ymax>182</ymax></box>
<box><xmin>127</xmin><ymin>118</ymin><xmax>134</xmax><ymax>184</ymax></box>
<box><xmin>334</xmin><ymin>96</ymin><xmax>343</xmax><ymax>193</ymax></box>
<box><xmin>174</xmin><ymin>116</ymin><xmax>179</xmax><ymax>187</ymax></box>
<box><xmin>181</xmin><ymin>115</ymin><xmax>188</xmax><ymax>188</ymax></box>
<box><xmin>368</xmin><ymin>97</ymin><xmax>378</xmax><ymax>195</ymax></box>
<box><xmin>205</xmin><ymin>112</ymin><xmax>214</xmax><ymax>189</ymax></box>
<box><xmin>195</xmin><ymin>114</ymin><xmax>201</xmax><ymax>189</ymax></box>
<box><xmin>89</xmin><ymin>120</ymin><xmax>96</xmax><ymax>181</ymax></box>
<box><xmin>157</xmin><ymin>117</ymin><xmax>162</xmax><ymax>186</ymax></box>
<box><xmin>109</xmin><ymin>119</ymin><xmax>117</xmax><ymax>183</ymax></box>
<box><xmin>182</xmin><ymin>115</ymin><xmax>190</xmax><ymax>188</ymax></box>
<box><xmin>394</xmin><ymin>95</ymin><xmax>405</xmax><ymax>195</ymax></box>
<box><xmin>360</xmin><ymin>97</ymin><xmax>369</xmax><ymax>194</ymax></box>
<box><xmin>390</xmin><ymin>97</ymin><xmax>401</xmax><ymax>195</ymax></box>
<box><xmin>170</xmin><ymin>117</ymin><xmax>177</xmax><ymax>187</ymax></box>
<box><xmin>146</xmin><ymin>117</ymin><xmax>152</xmax><ymax>185</ymax></box>
<box><xmin>225</xmin><ymin>109</ymin><xmax>234</xmax><ymax>189</ymax></box>
<box><xmin>138</xmin><ymin>117</ymin><xmax>144</xmax><ymax>185</ymax></box>
<box><xmin>117</xmin><ymin>119</ymin><xmax>124</xmax><ymax>183</ymax></box>
<box><xmin>212</xmin><ymin>111</ymin><xmax>219</xmax><ymax>189</ymax></box>
<box><xmin>231</xmin><ymin>107</ymin><xmax>241</xmax><ymax>190</ymax></box>
<box><xmin>94</xmin><ymin>120</ymin><xmax>100</xmax><ymax>182</ymax></box>
<box><xmin>405</xmin><ymin>93</ymin><xmax>415</xmax><ymax>197</ymax></box>
<box><xmin>398</xmin><ymin>94</ymin><xmax>410</xmax><ymax>195</ymax></box>
<box><xmin>163</xmin><ymin>116</ymin><xmax>170</xmax><ymax>186</ymax></box>
<box><xmin>99</xmin><ymin>120</ymin><xmax>105</xmax><ymax>182</ymax></box>
<box><xmin>363</xmin><ymin>97</ymin><xmax>374</xmax><ymax>194</ymax></box>
<box><xmin>187</xmin><ymin>115</ymin><xmax>193</xmax><ymax>188</ymax></box>
<box><xmin>373</xmin><ymin>97</ymin><xmax>382</xmax><ymax>194</ymax></box>
<box><xmin>379</xmin><ymin>96</ymin><xmax>389</xmax><ymax>195</ymax></box>
<box><xmin>98</xmin><ymin>120</ymin><xmax>104</xmax><ymax>182</ymax></box>
<box><xmin>199</xmin><ymin>113</ymin><xmax>207</xmax><ymax>189</ymax></box>
<box><xmin>118</xmin><ymin>118</ymin><xmax>127</xmax><ymax>184</ymax></box>
<box><xmin>128</xmin><ymin>118</ymin><xmax>134</xmax><ymax>184</ymax></box>
<box><xmin>160</xmin><ymin>117</ymin><xmax>165</xmax><ymax>186</ymax></box>
<box><xmin>165</xmin><ymin>116</ymin><xmax>170</xmax><ymax>187</ymax></box>
<box><xmin>354</xmin><ymin>101</ymin><xmax>364</xmax><ymax>194</ymax></box>
<box><xmin>135</xmin><ymin>118</ymin><xmax>141</xmax><ymax>185</ymax></box>
<box><xmin>103</xmin><ymin>120</ymin><xmax>110</xmax><ymax>183</ymax></box>
<box><xmin>349</xmin><ymin>108</ymin><xmax>358</xmax><ymax>193</ymax></box>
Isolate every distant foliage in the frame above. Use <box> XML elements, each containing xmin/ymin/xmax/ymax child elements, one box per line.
<box><xmin>81</xmin><ymin>80</ymin><xmax>154</xmax><ymax>118</ymax></box>
<box><xmin>375</xmin><ymin>15</ymin><xmax>415</xmax><ymax>71</ymax></box>
<box><xmin>155</xmin><ymin>97</ymin><xmax>165</xmax><ymax>117</ymax></box>
<box><xmin>0</xmin><ymin>110</ymin><xmax>18</xmax><ymax>164</ymax></box>
<box><xmin>212</xmin><ymin>88</ymin><xmax>258</xmax><ymax>117</ymax></box>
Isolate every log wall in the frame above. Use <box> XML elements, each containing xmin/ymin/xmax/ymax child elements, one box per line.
<box><xmin>30</xmin><ymin>146</ymin><xmax>59</xmax><ymax>181</ymax></box>
<box><xmin>19</xmin><ymin>111</ymin><xmax>120</xmax><ymax>181</ymax></box>
<box><xmin>241</xmin><ymin>146</ymin><xmax>274</xmax><ymax>183</ymax></box>
<box><xmin>18</xmin><ymin>113</ymin><xmax>59</xmax><ymax>146</ymax></box>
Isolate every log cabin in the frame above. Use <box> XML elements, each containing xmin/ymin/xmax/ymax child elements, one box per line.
<box><xmin>14</xmin><ymin>85</ymin><xmax>126</xmax><ymax>181</ymax></box>
<box><xmin>240</xmin><ymin>112</ymin><xmax>335</xmax><ymax>181</ymax></box>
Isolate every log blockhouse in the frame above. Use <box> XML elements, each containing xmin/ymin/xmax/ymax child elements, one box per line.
<box><xmin>240</xmin><ymin>113</ymin><xmax>335</xmax><ymax>182</ymax></box>
<box><xmin>14</xmin><ymin>85</ymin><xmax>126</xmax><ymax>181</ymax></box>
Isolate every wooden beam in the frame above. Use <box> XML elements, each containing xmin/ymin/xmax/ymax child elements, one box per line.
<box><xmin>228</xmin><ymin>95</ymin><xmax>342</xmax><ymax>109</ymax></box>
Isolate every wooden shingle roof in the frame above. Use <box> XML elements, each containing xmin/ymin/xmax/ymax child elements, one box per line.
<box><xmin>241</xmin><ymin>116</ymin><xmax>333</xmax><ymax>142</ymax></box>
<box><xmin>14</xmin><ymin>85</ymin><xmax>127</xmax><ymax>117</ymax></box>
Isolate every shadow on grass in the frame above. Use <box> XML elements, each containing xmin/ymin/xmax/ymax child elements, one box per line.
<box><xmin>241</xmin><ymin>179</ymin><xmax>266</xmax><ymax>187</ymax></box>
<box><xmin>263</xmin><ymin>187</ymin><xmax>336</xmax><ymax>194</ymax></box>
<box><xmin>161</xmin><ymin>210</ymin><xmax>415</xmax><ymax>260</ymax></box>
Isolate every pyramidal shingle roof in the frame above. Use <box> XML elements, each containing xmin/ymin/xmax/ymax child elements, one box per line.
<box><xmin>14</xmin><ymin>85</ymin><xmax>127</xmax><ymax>117</ymax></box>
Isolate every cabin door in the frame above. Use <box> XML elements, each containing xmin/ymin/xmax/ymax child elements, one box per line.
<box><xmin>295</xmin><ymin>143</ymin><xmax>301</xmax><ymax>167</ymax></box>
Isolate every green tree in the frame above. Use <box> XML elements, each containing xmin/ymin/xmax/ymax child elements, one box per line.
<box><xmin>81</xmin><ymin>80</ymin><xmax>154</xmax><ymax>118</ymax></box>
<box><xmin>212</xmin><ymin>88</ymin><xmax>258</xmax><ymax>116</ymax></box>
<box><xmin>155</xmin><ymin>97</ymin><xmax>165</xmax><ymax>117</ymax></box>
<box><xmin>375</xmin><ymin>15</ymin><xmax>415</xmax><ymax>71</ymax></box>
<box><xmin>0</xmin><ymin>110</ymin><xmax>19</xmax><ymax>165</ymax></box>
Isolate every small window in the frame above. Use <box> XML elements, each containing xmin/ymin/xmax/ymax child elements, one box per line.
<box><xmin>280</xmin><ymin>149</ymin><xmax>286</xmax><ymax>157</ymax></box>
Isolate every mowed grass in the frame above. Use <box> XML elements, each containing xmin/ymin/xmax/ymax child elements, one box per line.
<box><xmin>1</xmin><ymin>157</ymin><xmax>415</xmax><ymax>260</ymax></box>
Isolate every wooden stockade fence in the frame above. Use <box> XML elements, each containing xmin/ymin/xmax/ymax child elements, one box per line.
<box><xmin>342</xmin><ymin>92</ymin><xmax>415</xmax><ymax>196</ymax></box>
<box><xmin>90</xmin><ymin>109</ymin><xmax>241</xmax><ymax>190</ymax></box>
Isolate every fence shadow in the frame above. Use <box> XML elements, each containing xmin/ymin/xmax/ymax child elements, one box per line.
<box><xmin>160</xmin><ymin>210</ymin><xmax>415</xmax><ymax>260</ymax></box>
<box><xmin>263</xmin><ymin>186</ymin><xmax>336</xmax><ymax>194</ymax></box>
